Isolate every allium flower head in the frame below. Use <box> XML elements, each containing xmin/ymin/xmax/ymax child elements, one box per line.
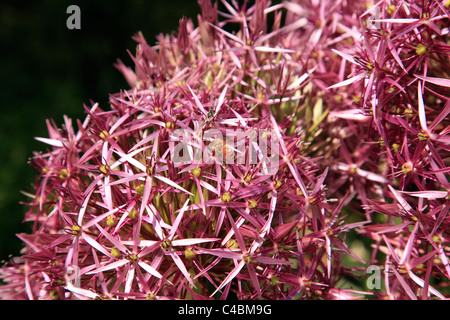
<box><xmin>1</xmin><ymin>0</ymin><xmax>449</xmax><ymax>300</ymax></box>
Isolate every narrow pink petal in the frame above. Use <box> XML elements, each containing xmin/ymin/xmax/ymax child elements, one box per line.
<box><xmin>192</xmin><ymin>258</ymin><xmax>219</xmax><ymax>287</ymax></box>
<box><xmin>197</xmin><ymin>248</ymin><xmax>242</xmax><ymax>260</ymax></box>
<box><xmin>86</xmin><ymin>259</ymin><xmax>129</xmax><ymax>274</ymax></box>
<box><xmin>387</xmin><ymin>39</ymin><xmax>406</xmax><ymax>72</ymax></box>
<box><xmin>328</xmin><ymin>109</ymin><xmax>371</xmax><ymax>122</ymax></box>
<box><xmin>82</xmin><ymin>233</ymin><xmax>114</xmax><ymax>259</ymax></box>
<box><xmin>169</xmin><ymin>199</ymin><xmax>190</xmax><ymax>239</ymax></box>
<box><xmin>95</xmin><ymin>224</ymin><xmax>128</xmax><ymax>253</ymax></box>
<box><xmin>399</xmin><ymin>222</ymin><xmax>419</xmax><ymax>265</ymax></box>
<box><xmin>112</xmin><ymin>149</ymin><xmax>147</xmax><ymax>172</ymax></box>
<box><xmin>388</xmin><ymin>185</ymin><xmax>413</xmax><ymax>214</ymax></box>
<box><xmin>226</xmin><ymin>210</ymin><xmax>247</xmax><ymax>253</ymax></box>
<box><xmin>254</xmin><ymin>46</ymin><xmax>294</xmax><ymax>53</ymax></box>
<box><xmin>124</xmin><ymin>240</ymin><xmax>158</xmax><ymax>247</ymax></box>
<box><xmin>195</xmin><ymin>178</ymin><xmax>207</xmax><ymax>216</ymax></box>
<box><xmin>209</xmin><ymin>23</ymin><xmax>245</xmax><ymax>46</ymax></box>
<box><xmin>139</xmin><ymin>177</ymin><xmax>153</xmax><ymax>218</ymax></box>
<box><xmin>24</xmin><ymin>266</ymin><xmax>34</xmax><ymax>300</ymax></box>
<box><xmin>373</xmin><ymin>222</ymin><xmax>412</xmax><ymax>234</ymax></box>
<box><xmin>220</xmin><ymin>0</ymin><xmax>239</xmax><ymax>18</ymax></box>
<box><xmin>106</xmin><ymin>173</ymin><xmax>147</xmax><ymax>186</ymax></box>
<box><xmin>417</xmin><ymin>81</ymin><xmax>428</xmax><ymax>131</ymax></box>
<box><xmin>391</xmin><ymin>267</ymin><xmax>417</xmax><ymax>300</ymax></box>
<box><xmin>65</xmin><ymin>281</ymin><xmax>99</xmax><ymax>300</ymax></box>
<box><xmin>172</xmin><ymin>238</ymin><xmax>220</xmax><ymax>246</ymax></box>
<box><xmin>47</xmin><ymin>234</ymin><xmax>72</xmax><ymax>248</ymax></box>
<box><xmin>34</xmin><ymin>137</ymin><xmax>64</xmax><ymax>147</ymax></box>
<box><xmin>256</xmin><ymin>17</ymin><xmax>307</xmax><ymax>45</ymax></box>
<box><xmin>373</xmin><ymin>18</ymin><xmax>419</xmax><ymax>23</ymax></box>
<box><xmin>356</xmin><ymin>168</ymin><xmax>387</xmax><ymax>183</ymax></box>
<box><xmin>210</xmin><ymin>260</ymin><xmax>246</xmax><ymax>297</ymax></box>
<box><xmin>124</xmin><ymin>265</ymin><xmax>135</xmax><ymax>294</ymax></box>
<box><xmin>215</xmin><ymin>85</ymin><xmax>228</xmax><ymax>114</ymax></box>
<box><xmin>260</xmin><ymin>191</ymin><xmax>277</xmax><ymax>236</ymax></box>
<box><xmin>400</xmin><ymin>190</ymin><xmax>448</xmax><ymax>199</ymax></box>
<box><xmin>331</xmin><ymin>48</ymin><xmax>357</xmax><ymax>65</ymax></box>
<box><xmin>438</xmin><ymin>246</ymin><xmax>450</xmax><ymax>279</ymax></box>
<box><xmin>253</xmin><ymin>256</ymin><xmax>292</xmax><ymax>265</ymax></box>
<box><xmin>146</xmin><ymin>205</ymin><xmax>165</xmax><ymax>240</ymax></box>
<box><xmin>415</xmin><ymin>74</ymin><xmax>450</xmax><ymax>88</ymax></box>
<box><xmin>246</xmin><ymin>263</ymin><xmax>261</xmax><ymax>298</ymax></box>
<box><xmin>327</xmin><ymin>72</ymin><xmax>367</xmax><ymax>90</ymax></box>
<box><xmin>77</xmin><ymin>189</ymin><xmax>93</xmax><ymax>226</ymax></box>
<box><xmin>429</xmin><ymin>100</ymin><xmax>450</xmax><ymax>131</ymax></box>
<box><xmin>198</xmin><ymin>178</ymin><xmax>219</xmax><ymax>195</ymax></box>
<box><xmin>221</xmin><ymin>216</ymin><xmax>245</xmax><ymax>247</ymax></box>
<box><xmin>83</xmin><ymin>206</ymin><xmax>123</xmax><ymax>229</ymax></box>
<box><xmin>128</xmin><ymin>132</ymin><xmax>158</xmax><ymax>153</ymax></box>
<box><xmin>137</xmin><ymin>261</ymin><xmax>163</xmax><ymax>279</ymax></box>
<box><xmin>287</xmin><ymin>67</ymin><xmax>316</xmax><ymax>90</ymax></box>
<box><xmin>169</xmin><ymin>247</ymin><xmax>196</xmax><ymax>288</ymax></box>
<box><xmin>408</xmin><ymin>271</ymin><xmax>445</xmax><ymax>299</ymax></box>
<box><xmin>382</xmin><ymin>234</ymin><xmax>400</xmax><ymax>263</ymax></box>
<box><xmin>326</xmin><ymin>236</ymin><xmax>332</xmax><ymax>279</ymax></box>
<box><xmin>187</xmin><ymin>84</ymin><xmax>208</xmax><ymax>116</ymax></box>
<box><xmin>154</xmin><ymin>174</ymin><xmax>194</xmax><ymax>196</ymax></box>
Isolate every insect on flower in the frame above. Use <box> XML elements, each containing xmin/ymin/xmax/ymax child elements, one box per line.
<box><xmin>207</xmin><ymin>138</ymin><xmax>234</xmax><ymax>164</ymax></box>
<box><xmin>202</xmin><ymin>107</ymin><xmax>218</xmax><ymax>131</ymax></box>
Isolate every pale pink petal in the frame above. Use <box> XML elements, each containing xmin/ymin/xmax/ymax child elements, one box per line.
<box><xmin>82</xmin><ymin>233</ymin><xmax>114</xmax><ymax>259</ymax></box>
<box><xmin>124</xmin><ymin>265</ymin><xmax>135</xmax><ymax>294</ymax></box>
<box><xmin>86</xmin><ymin>259</ymin><xmax>128</xmax><ymax>274</ymax></box>
<box><xmin>391</xmin><ymin>267</ymin><xmax>417</xmax><ymax>300</ymax></box>
<box><xmin>408</xmin><ymin>271</ymin><xmax>445</xmax><ymax>300</ymax></box>
<box><xmin>65</xmin><ymin>281</ymin><xmax>99</xmax><ymax>300</ymax></box>
<box><xmin>253</xmin><ymin>256</ymin><xmax>292</xmax><ymax>265</ymax></box>
<box><xmin>34</xmin><ymin>137</ymin><xmax>64</xmax><ymax>148</ymax></box>
<box><xmin>399</xmin><ymin>222</ymin><xmax>419</xmax><ymax>265</ymax></box>
<box><xmin>260</xmin><ymin>190</ymin><xmax>277</xmax><ymax>237</ymax></box>
<box><xmin>326</xmin><ymin>236</ymin><xmax>332</xmax><ymax>279</ymax></box>
<box><xmin>331</xmin><ymin>48</ymin><xmax>357</xmax><ymax>65</ymax></box>
<box><xmin>415</xmin><ymin>74</ymin><xmax>450</xmax><ymax>88</ymax></box>
<box><xmin>169</xmin><ymin>199</ymin><xmax>190</xmax><ymax>239</ymax></box>
<box><xmin>137</xmin><ymin>261</ymin><xmax>163</xmax><ymax>279</ymax></box>
<box><xmin>372</xmin><ymin>18</ymin><xmax>419</xmax><ymax>23</ymax></box>
<box><xmin>197</xmin><ymin>248</ymin><xmax>242</xmax><ymax>260</ymax></box>
<box><xmin>187</xmin><ymin>84</ymin><xmax>208</xmax><ymax>116</ymax></box>
<box><xmin>215</xmin><ymin>85</ymin><xmax>228</xmax><ymax>114</ymax></box>
<box><xmin>388</xmin><ymin>185</ymin><xmax>413</xmax><ymax>214</ymax></box>
<box><xmin>417</xmin><ymin>81</ymin><xmax>428</xmax><ymax>131</ymax></box>
<box><xmin>154</xmin><ymin>174</ymin><xmax>194</xmax><ymax>196</ymax></box>
<box><xmin>327</xmin><ymin>72</ymin><xmax>368</xmax><ymax>90</ymax></box>
<box><xmin>95</xmin><ymin>224</ymin><xmax>128</xmax><ymax>253</ymax></box>
<box><xmin>172</xmin><ymin>238</ymin><xmax>220</xmax><ymax>246</ymax></box>
<box><xmin>400</xmin><ymin>190</ymin><xmax>448</xmax><ymax>199</ymax></box>
<box><xmin>169</xmin><ymin>247</ymin><xmax>196</xmax><ymax>288</ymax></box>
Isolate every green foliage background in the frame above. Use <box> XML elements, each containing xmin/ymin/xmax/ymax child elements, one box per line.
<box><xmin>0</xmin><ymin>0</ymin><xmax>201</xmax><ymax>261</ymax></box>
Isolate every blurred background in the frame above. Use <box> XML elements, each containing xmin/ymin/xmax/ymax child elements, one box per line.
<box><xmin>0</xmin><ymin>0</ymin><xmax>202</xmax><ymax>261</ymax></box>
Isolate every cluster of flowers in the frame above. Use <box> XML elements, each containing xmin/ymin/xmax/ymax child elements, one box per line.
<box><xmin>1</xmin><ymin>0</ymin><xmax>449</xmax><ymax>300</ymax></box>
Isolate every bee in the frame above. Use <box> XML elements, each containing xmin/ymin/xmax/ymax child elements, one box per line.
<box><xmin>207</xmin><ymin>138</ymin><xmax>234</xmax><ymax>164</ymax></box>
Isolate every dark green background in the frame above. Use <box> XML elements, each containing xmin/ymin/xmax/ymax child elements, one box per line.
<box><xmin>0</xmin><ymin>0</ymin><xmax>202</xmax><ymax>261</ymax></box>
